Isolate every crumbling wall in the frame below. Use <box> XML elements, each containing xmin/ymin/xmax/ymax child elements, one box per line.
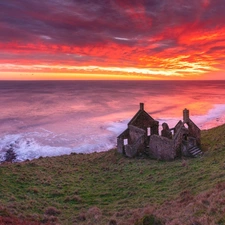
<box><xmin>117</xmin><ymin>128</ymin><xmax>129</xmax><ymax>154</ymax></box>
<box><xmin>122</xmin><ymin>125</ymin><xmax>146</xmax><ymax>156</ymax></box>
<box><xmin>125</xmin><ymin>135</ymin><xmax>145</xmax><ymax>157</ymax></box>
<box><xmin>187</xmin><ymin>119</ymin><xmax>201</xmax><ymax>147</ymax></box>
<box><xmin>181</xmin><ymin>140</ymin><xmax>191</xmax><ymax>157</ymax></box>
<box><xmin>173</xmin><ymin>126</ymin><xmax>188</xmax><ymax>155</ymax></box>
<box><xmin>174</xmin><ymin>120</ymin><xmax>183</xmax><ymax>134</ymax></box>
<box><xmin>149</xmin><ymin>135</ymin><xmax>175</xmax><ymax>160</ymax></box>
<box><xmin>129</xmin><ymin>125</ymin><xmax>145</xmax><ymax>143</ymax></box>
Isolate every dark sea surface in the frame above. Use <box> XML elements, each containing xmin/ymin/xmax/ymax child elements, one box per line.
<box><xmin>0</xmin><ymin>80</ymin><xmax>225</xmax><ymax>162</ymax></box>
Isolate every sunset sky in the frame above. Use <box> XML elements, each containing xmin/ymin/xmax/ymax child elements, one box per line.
<box><xmin>1</xmin><ymin>0</ymin><xmax>225</xmax><ymax>80</ymax></box>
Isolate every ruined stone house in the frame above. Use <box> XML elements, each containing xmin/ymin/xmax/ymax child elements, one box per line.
<box><xmin>117</xmin><ymin>103</ymin><xmax>202</xmax><ymax>160</ymax></box>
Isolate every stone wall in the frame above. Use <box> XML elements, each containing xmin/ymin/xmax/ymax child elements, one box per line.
<box><xmin>187</xmin><ymin>119</ymin><xmax>201</xmax><ymax>147</ymax></box>
<box><xmin>128</xmin><ymin>125</ymin><xmax>146</xmax><ymax>144</ymax></box>
<box><xmin>128</xmin><ymin>110</ymin><xmax>159</xmax><ymax>135</ymax></box>
<box><xmin>149</xmin><ymin>135</ymin><xmax>176</xmax><ymax>161</ymax></box>
<box><xmin>174</xmin><ymin>120</ymin><xmax>183</xmax><ymax>133</ymax></box>
<box><xmin>125</xmin><ymin>135</ymin><xmax>145</xmax><ymax>157</ymax></box>
<box><xmin>173</xmin><ymin>126</ymin><xmax>188</xmax><ymax>155</ymax></box>
<box><xmin>117</xmin><ymin>128</ymin><xmax>129</xmax><ymax>154</ymax></box>
<box><xmin>181</xmin><ymin>140</ymin><xmax>191</xmax><ymax>157</ymax></box>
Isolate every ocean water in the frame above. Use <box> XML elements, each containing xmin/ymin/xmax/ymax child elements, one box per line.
<box><xmin>0</xmin><ymin>80</ymin><xmax>225</xmax><ymax>162</ymax></box>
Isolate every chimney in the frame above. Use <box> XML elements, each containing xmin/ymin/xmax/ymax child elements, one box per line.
<box><xmin>140</xmin><ymin>103</ymin><xmax>144</xmax><ymax>110</ymax></box>
<box><xmin>183</xmin><ymin>108</ymin><xmax>189</xmax><ymax>123</ymax></box>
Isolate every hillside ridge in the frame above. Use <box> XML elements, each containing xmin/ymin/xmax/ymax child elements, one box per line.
<box><xmin>0</xmin><ymin>124</ymin><xmax>225</xmax><ymax>224</ymax></box>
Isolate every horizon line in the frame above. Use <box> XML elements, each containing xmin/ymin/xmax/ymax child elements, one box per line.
<box><xmin>0</xmin><ymin>79</ymin><xmax>225</xmax><ymax>82</ymax></box>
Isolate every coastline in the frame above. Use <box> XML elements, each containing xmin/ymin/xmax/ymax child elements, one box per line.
<box><xmin>1</xmin><ymin>80</ymin><xmax>225</xmax><ymax>162</ymax></box>
<box><xmin>0</xmin><ymin>122</ymin><xmax>224</xmax><ymax>164</ymax></box>
<box><xmin>0</xmin><ymin>123</ymin><xmax>225</xmax><ymax>224</ymax></box>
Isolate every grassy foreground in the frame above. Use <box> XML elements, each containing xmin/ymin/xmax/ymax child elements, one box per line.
<box><xmin>0</xmin><ymin>124</ymin><xmax>225</xmax><ymax>225</ymax></box>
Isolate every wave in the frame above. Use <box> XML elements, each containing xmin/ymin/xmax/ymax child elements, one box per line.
<box><xmin>0</xmin><ymin>104</ymin><xmax>224</xmax><ymax>163</ymax></box>
<box><xmin>0</xmin><ymin>124</ymin><xmax>124</xmax><ymax>163</ymax></box>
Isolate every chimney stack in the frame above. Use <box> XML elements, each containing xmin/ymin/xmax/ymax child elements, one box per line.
<box><xmin>140</xmin><ymin>103</ymin><xmax>144</xmax><ymax>110</ymax></box>
<box><xmin>183</xmin><ymin>108</ymin><xmax>189</xmax><ymax>123</ymax></box>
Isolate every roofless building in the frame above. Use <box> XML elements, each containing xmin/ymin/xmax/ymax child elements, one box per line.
<box><xmin>117</xmin><ymin>103</ymin><xmax>202</xmax><ymax>160</ymax></box>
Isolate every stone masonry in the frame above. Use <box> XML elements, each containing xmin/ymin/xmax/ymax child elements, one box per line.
<box><xmin>117</xmin><ymin>103</ymin><xmax>202</xmax><ymax>160</ymax></box>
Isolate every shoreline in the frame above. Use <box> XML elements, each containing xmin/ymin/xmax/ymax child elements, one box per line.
<box><xmin>1</xmin><ymin>122</ymin><xmax>224</xmax><ymax>164</ymax></box>
<box><xmin>0</xmin><ymin>123</ymin><xmax>225</xmax><ymax>224</ymax></box>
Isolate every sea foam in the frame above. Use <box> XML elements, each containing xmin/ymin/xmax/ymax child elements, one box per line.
<box><xmin>0</xmin><ymin>80</ymin><xmax>224</xmax><ymax>163</ymax></box>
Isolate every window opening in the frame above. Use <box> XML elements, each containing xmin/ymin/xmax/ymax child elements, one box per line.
<box><xmin>147</xmin><ymin>127</ymin><xmax>151</xmax><ymax>136</ymax></box>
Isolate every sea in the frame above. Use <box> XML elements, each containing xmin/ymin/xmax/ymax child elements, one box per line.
<box><xmin>0</xmin><ymin>80</ymin><xmax>225</xmax><ymax>162</ymax></box>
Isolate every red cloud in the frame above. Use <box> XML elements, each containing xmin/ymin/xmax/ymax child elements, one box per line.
<box><xmin>0</xmin><ymin>0</ymin><xmax>225</xmax><ymax>80</ymax></box>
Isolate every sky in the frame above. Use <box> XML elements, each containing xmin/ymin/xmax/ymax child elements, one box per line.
<box><xmin>1</xmin><ymin>0</ymin><xmax>225</xmax><ymax>80</ymax></box>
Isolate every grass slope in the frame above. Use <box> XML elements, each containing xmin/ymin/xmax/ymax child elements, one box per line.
<box><xmin>0</xmin><ymin>124</ymin><xmax>225</xmax><ymax>225</ymax></box>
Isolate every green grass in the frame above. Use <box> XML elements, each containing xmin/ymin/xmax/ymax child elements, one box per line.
<box><xmin>0</xmin><ymin>124</ymin><xmax>225</xmax><ymax>224</ymax></box>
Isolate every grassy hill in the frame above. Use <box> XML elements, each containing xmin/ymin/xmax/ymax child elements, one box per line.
<box><xmin>0</xmin><ymin>124</ymin><xmax>225</xmax><ymax>225</ymax></box>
